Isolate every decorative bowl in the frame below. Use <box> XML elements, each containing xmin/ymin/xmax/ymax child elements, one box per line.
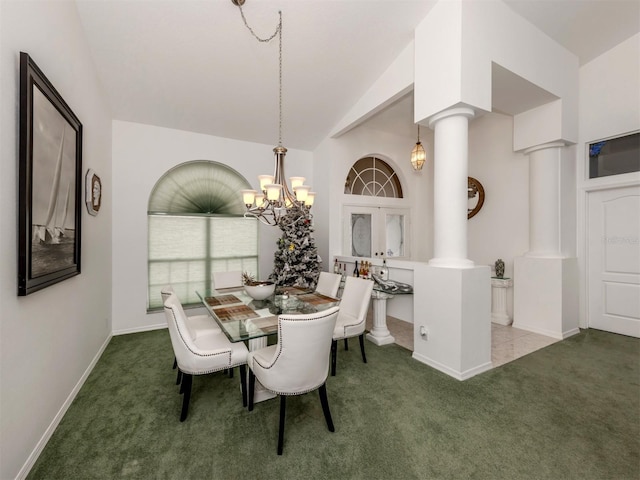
<box><xmin>244</xmin><ymin>282</ymin><xmax>276</xmax><ymax>301</ymax></box>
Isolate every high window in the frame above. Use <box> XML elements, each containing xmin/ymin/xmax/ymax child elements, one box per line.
<box><xmin>147</xmin><ymin>160</ymin><xmax>258</xmax><ymax>310</ymax></box>
<box><xmin>589</xmin><ymin>132</ymin><xmax>640</xmax><ymax>179</ymax></box>
<box><xmin>343</xmin><ymin>156</ymin><xmax>410</xmax><ymax>259</ymax></box>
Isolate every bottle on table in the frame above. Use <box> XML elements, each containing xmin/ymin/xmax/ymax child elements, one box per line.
<box><xmin>353</xmin><ymin>261</ymin><xmax>359</xmax><ymax>277</ymax></box>
<box><xmin>380</xmin><ymin>259</ymin><xmax>389</xmax><ymax>280</ymax></box>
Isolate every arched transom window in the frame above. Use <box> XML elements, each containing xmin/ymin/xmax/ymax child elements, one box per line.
<box><xmin>344</xmin><ymin>156</ymin><xmax>403</xmax><ymax>198</ymax></box>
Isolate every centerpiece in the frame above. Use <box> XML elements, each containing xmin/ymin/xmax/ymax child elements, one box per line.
<box><xmin>242</xmin><ymin>272</ymin><xmax>276</xmax><ymax>301</ymax></box>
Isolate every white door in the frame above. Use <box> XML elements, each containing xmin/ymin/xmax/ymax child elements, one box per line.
<box><xmin>588</xmin><ymin>185</ymin><xmax>640</xmax><ymax>337</ymax></box>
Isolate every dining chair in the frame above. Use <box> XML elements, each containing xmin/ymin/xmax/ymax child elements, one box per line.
<box><xmin>161</xmin><ymin>285</ymin><xmax>222</xmax><ymax>384</ymax></box>
<box><xmin>163</xmin><ymin>293</ymin><xmax>248</xmax><ymax>421</ymax></box>
<box><xmin>212</xmin><ymin>270</ymin><xmax>243</xmax><ymax>290</ymax></box>
<box><xmin>247</xmin><ymin>306</ymin><xmax>340</xmax><ymax>455</ymax></box>
<box><xmin>331</xmin><ymin>276</ymin><xmax>374</xmax><ymax>376</ymax></box>
<box><xmin>314</xmin><ymin>271</ymin><xmax>342</xmax><ymax>298</ymax></box>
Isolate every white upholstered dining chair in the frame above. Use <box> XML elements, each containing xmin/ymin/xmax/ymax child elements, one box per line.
<box><xmin>163</xmin><ymin>293</ymin><xmax>248</xmax><ymax>421</ymax></box>
<box><xmin>161</xmin><ymin>285</ymin><xmax>222</xmax><ymax>384</ymax></box>
<box><xmin>331</xmin><ymin>276</ymin><xmax>374</xmax><ymax>376</ymax></box>
<box><xmin>247</xmin><ymin>306</ymin><xmax>340</xmax><ymax>455</ymax></box>
<box><xmin>314</xmin><ymin>271</ymin><xmax>342</xmax><ymax>298</ymax></box>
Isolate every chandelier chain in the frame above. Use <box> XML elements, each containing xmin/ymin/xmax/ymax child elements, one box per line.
<box><xmin>236</xmin><ymin>3</ymin><xmax>281</xmax><ymax>42</ymax></box>
<box><xmin>236</xmin><ymin>5</ymin><xmax>283</xmax><ymax>146</ymax></box>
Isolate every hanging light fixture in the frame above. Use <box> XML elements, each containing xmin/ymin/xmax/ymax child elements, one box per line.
<box><xmin>411</xmin><ymin>124</ymin><xmax>426</xmax><ymax>171</ymax></box>
<box><xmin>233</xmin><ymin>0</ymin><xmax>314</xmax><ymax>226</ymax></box>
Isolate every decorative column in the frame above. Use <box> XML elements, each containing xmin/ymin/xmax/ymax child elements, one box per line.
<box><xmin>412</xmin><ymin>106</ymin><xmax>491</xmax><ymax>381</ymax></box>
<box><xmin>524</xmin><ymin>142</ymin><xmax>564</xmax><ymax>257</ymax></box>
<box><xmin>513</xmin><ymin>141</ymin><xmax>579</xmax><ymax>339</ymax></box>
<box><xmin>428</xmin><ymin>107</ymin><xmax>475</xmax><ymax>268</ymax></box>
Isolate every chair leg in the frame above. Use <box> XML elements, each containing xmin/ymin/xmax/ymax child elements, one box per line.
<box><xmin>359</xmin><ymin>334</ymin><xmax>367</xmax><ymax>364</ymax></box>
<box><xmin>229</xmin><ymin>367</ymin><xmax>234</xmax><ymax>379</ymax></box>
<box><xmin>331</xmin><ymin>340</ymin><xmax>337</xmax><ymax>376</ymax></box>
<box><xmin>180</xmin><ymin>374</ymin><xmax>193</xmax><ymax>422</ymax></box>
<box><xmin>318</xmin><ymin>383</ymin><xmax>335</xmax><ymax>432</ymax></box>
<box><xmin>277</xmin><ymin>396</ymin><xmax>286</xmax><ymax>455</ymax></box>
<box><xmin>172</xmin><ymin>357</ymin><xmax>177</xmax><ymax>369</ymax></box>
<box><xmin>176</xmin><ymin>368</ymin><xmax>183</xmax><ymax>386</ymax></box>
<box><xmin>344</xmin><ymin>338</ymin><xmax>349</xmax><ymax>351</ymax></box>
<box><xmin>239</xmin><ymin>365</ymin><xmax>247</xmax><ymax>408</ymax></box>
<box><xmin>248</xmin><ymin>369</ymin><xmax>255</xmax><ymax>411</ymax></box>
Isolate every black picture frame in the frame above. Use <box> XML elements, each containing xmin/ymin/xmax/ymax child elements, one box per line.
<box><xmin>18</xmin><ymin>52</ymin><xmax>82</xmax><ymax>296</ymax></box>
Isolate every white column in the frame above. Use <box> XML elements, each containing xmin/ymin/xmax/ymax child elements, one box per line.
<box><xmin>428</xmin><ymin>107</ymin><xmax>475</xmax><ymax>268</ymax></box>
<box><xmin>523</xmin><ymin>141</ymin><xmax>565</xmax><ymax>258</ymax></box>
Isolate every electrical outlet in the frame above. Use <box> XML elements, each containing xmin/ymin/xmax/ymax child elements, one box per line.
<box><xmin>419</xmin><ymin>326</ymin><xmax>428</xmax><ymax>340</ymax></box>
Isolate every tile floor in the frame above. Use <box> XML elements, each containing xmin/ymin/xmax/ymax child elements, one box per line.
<box><xmin>366</xmin><ymin>312</ymin><xmax>560</xmax><ymax>369</ymax></box>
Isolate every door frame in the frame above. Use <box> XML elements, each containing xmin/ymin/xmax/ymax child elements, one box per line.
<box><xmin>579</xmin><ymin>178</ymin><xmax>640</xmax><ymax>329</ymax></box>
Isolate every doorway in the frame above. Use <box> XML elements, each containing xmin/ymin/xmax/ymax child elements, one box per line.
<box><xmin>587</xmin><ymin>185</ymin><xmax>640</xmax><ymax>337</ymax></box>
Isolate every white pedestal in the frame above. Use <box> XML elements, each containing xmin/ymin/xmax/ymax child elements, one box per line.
<box><xmin>366</xmin><ymin>290</ymin><xmax>395</xmax><ymax>346</ymax></box>
<box><xmin>246</xmin><ymin>337</ymin><xmax>276</xmax><ymax>403</ymax></box>
<box><xmin>491</xmin><ymin>277</ymin><xmax>512</xmax><ymax>325</ymax></box>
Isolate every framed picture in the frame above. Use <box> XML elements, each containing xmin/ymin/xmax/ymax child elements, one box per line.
<box><xmin>85</xmin><ymin>169</ymin><xmax>102</xmax><ymax>216</ymax></box>
<box><xmin>18</xmin><ymin>52</ymin><xmax>83</xmax><ymax>296</ymax></box>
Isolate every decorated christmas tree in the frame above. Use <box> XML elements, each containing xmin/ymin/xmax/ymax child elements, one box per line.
<box><xmin>270</xmin><ymin>204</ymin><xmax>320</xmax><ymax>287</ymax></box>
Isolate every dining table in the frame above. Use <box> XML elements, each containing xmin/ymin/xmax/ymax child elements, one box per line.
<box><xmin>196</xmin><ymin>286</ymin><xmax>340</xmax><ymax>403</ymax></box>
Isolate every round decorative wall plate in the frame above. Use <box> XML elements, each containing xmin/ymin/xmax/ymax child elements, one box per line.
<box><xmin>467</xmin><ymin>176</ymin><xmax>485</xmax><ymax>219</ymax></box>
<box><xmin>85</xmin><ymin>169</ymin><xmax>102</xmax><ymax>216</ymax></box>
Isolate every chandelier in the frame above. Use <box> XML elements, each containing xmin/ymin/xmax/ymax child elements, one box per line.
<box><xmin>232</xmin><ymin>0</ymin><xmax>315</xmax><ymax>226</ymax></box>
<box><xmin>411</xmin><ymin>124</ymin><xmax>426</xmax><ymax>171</ymax></box>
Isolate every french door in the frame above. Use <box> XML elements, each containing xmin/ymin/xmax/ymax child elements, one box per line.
<box><xmin>342</xmin><ymin>206</ymin><xmax>410</xmax><ymax>259</ymax></box>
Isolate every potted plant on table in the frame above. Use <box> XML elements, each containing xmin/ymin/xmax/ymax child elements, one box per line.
<box><xmin>242</xmin><ymin>272</ymin><xmax>275</xmax><ymax>301</ymax></box>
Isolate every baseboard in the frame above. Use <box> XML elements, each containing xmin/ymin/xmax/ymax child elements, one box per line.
<box><xmin>411</xmin><ymin>352</ymin><xmax>493</xmax><ymax>381</ymax></box>
<box><xmin>17</xmin><ymin>334</ymin><xmax>112</xmax><ymax>480</ymax></box>
<box><xmin>511</xmin><ymin>321</ymin><xmax>576</xmax><ymax>340</ymax></box>
<box><xmin>112</xmin><ymin>322</ymin><xmax>167</xmax><ymax>336</ymax></box>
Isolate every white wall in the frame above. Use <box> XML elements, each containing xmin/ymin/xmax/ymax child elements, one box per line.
<box><xmin>0</xmin><ymin>2</ymin><xmax>112</xmax><ymax>478</ymax></box>
<box><xmin>577</xmin><ymin>33</ymin><xmax>640</xmax><ymax>327</ymax></box>
<box><xmin>320</xmin><ymin>110</ymin><xmax>527</xmax><ymax>321</ymax></box>
<box><xmin>316</xmin><ymin>121</ymin><xmax>433</xmax><ymax>265</ymax></box>
<box><xmin>111</xmin><ymin>121</ymin><xmax>314</xmax><ymax>333</ymax></box>
<box><xmin>467</xmin><ymin>112</ymin><xmax>529</xmax><ymax>318</ymax></box>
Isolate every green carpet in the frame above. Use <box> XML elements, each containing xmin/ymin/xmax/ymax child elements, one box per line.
<box><xmin>28</xmin><ymin>329</ymin><xmax>639</xmax><ymax>479</ymax></box>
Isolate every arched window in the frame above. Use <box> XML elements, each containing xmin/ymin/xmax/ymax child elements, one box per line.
<box><xmin>344</xmin><ymin>156</ymin><xmax>403</xmax><ymax>198</ymax></box>
<box><xmin>342</xmin><ymin>156</ymin><xmax>410</xmax><ymax>258</ymax></box>
<box><xmin>147</xmin><ymin>160</ymin><xmax>258</xmax><ymax>310</ymax></box>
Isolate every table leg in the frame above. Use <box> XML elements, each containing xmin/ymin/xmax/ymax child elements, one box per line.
<box><xmin>366</xmin><ymin>291</ymin><xmax>395</xmax><ymax>346</ymax></box>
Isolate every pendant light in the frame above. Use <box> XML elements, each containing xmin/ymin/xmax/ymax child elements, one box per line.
<box><xmin>411</xmin><ymin>124</ymin><xmax>426</xmax><ymax>171</ymax></box>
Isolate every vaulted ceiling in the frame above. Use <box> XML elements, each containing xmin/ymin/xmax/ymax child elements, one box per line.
<box><xmin>75</xmin><ymin>0</ymin><xmax>640</xmax><ymax>150</ymax></box>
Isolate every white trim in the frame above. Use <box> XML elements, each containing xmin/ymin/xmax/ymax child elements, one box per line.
<box><xmin>18</xmin><ymin>334</ymin><xmax>112</xmax><ymax>480</ymax></box>
<box><xmin>412</xmin><ymin>351</ymin><xmax>492</xmax><ymax>381</ymax></box>
<box><xmin>510</xmin><ymin>320</ymin><xmax>580</xmax><ymax>340</ymax></box>
<box><xmin>112</xmin><ymin>323</ymin><xmax>167</xmax><ymax>336</ymax></box>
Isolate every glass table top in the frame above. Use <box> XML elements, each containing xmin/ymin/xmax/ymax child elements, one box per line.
<box><xmin>196</xmin><ymin>286</ymin><xmax>340</xmax><ymax>343</ymax></box>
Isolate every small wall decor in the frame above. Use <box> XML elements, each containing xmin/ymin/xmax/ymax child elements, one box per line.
<box><xmin>467</xmin><ymin>176</ymin><xmax>485</xmax><ymax>219</ymax></box>
<box><xmin>85</xmin><ymin>169</ymin><xmax>102</xmax><ymax>215</ymax></box>
<box><xmin>18</xmin><ymin>52</ymin><xmax>82</xmax><ymax>296</ymax></box>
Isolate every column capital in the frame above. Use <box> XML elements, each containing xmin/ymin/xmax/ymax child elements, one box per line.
<box><xmin>522</xmin><ymin>141</ymin><xmax>566</xmax><ymax>156</ymax></box>
<box><xmin>428</xmin><ymin>107</ymin><xmax>475</xmax><ymax>128</ymax></box>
